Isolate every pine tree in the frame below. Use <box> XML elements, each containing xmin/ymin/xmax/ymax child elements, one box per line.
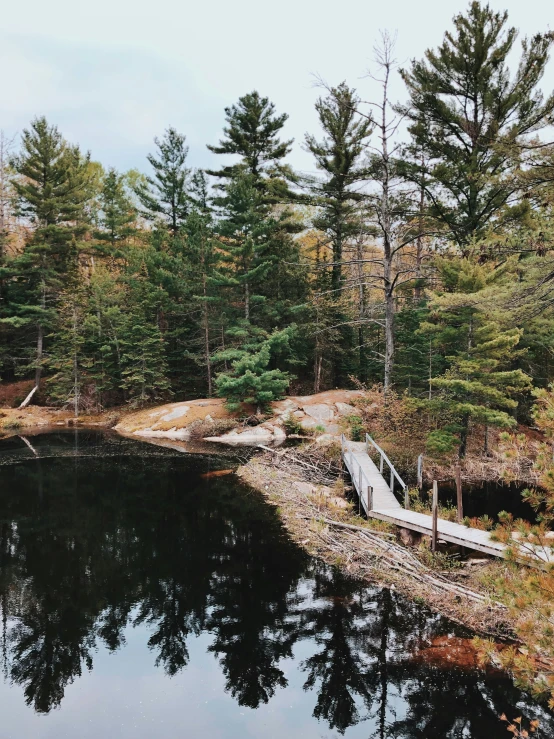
<box><xmin>188</xmin><ymin>169</ymin><xmax>212</xmax><ymax>215</ymax></box>
<box><xmin>214</xmin><ymin>325</ymin><xmax>295</xmax><ymax>412</ymax></box>
<box><xmin>400</xmin><ymin>2</ymin><xmax>554</xmax><ymax>245</ymax></box>
<box><xmin>420</xmin><ymin>258</ymin><xmax>532</xmax><ymax>457</ymax></box>
<box><xmin>135</xmin><ymin>127</ymin><xmax>190</xmax><ymax>235</ymax></box>
<box><xmin>305</xmin><ymin>82</ymin><xmax>372</xmax><ymax>385</ymax></box>
<box><xmin>94</xmin><ymin>168</ymin><xmax>136</xmax><ymax>253</ymax></box>
<box><xmin>207</xmin><ymin>91</ymin><xmax>294</xmax><ymax>201</ymax></box>
<box><xmin>182</xmin><ymin>209</ymin><xmax>220</xmax><ymax>396</ymax></box>
<box><xmin>216</xmin><ymin>172</ymin><xmax>276</xmax><ymax>323</ymax></box>
<box><xmin>7</xmin><ymin>117</ymin><xmax>91</xmax><ymax>388</ymax></box>
<box><xmin>46</xmin><ymin>278</ymin><xmax>90</xmax><ymax>415</ymax></box>
<box><xmin>120</xmin><ymin>270</ymin><xmax>172</xmax><ymax>406</ymax></box>
<box><xmin>86</xmin><ymin>268</ymin><xmax>128</xmax><ymax>407</ymax></box>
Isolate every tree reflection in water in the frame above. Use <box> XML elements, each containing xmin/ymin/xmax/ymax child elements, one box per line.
<box><xmin>0</xmin><ymin>432</ymin><xmax>552</xmax><ymax>737</ymax></box>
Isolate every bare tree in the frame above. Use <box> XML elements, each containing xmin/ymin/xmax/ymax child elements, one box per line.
<box><xmin>0</xmin><ymin>131</ymin><xmax>17</xmax><ymax>259</ymax></box>
<box><xmin>354</xmin><ymin>33</ymin><xmax>433</xmax><ymax>392</ymax></box>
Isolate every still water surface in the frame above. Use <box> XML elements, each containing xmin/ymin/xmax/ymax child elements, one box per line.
<box><xmin>0</xmin><ymin>431</ymin><xmax>552</xmax><ymax>738</ymax></box>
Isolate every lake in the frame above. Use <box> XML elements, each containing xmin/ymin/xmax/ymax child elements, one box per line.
<box><xmin>0</xmin><ymin>431</ymin><xmax>552</xmax><ymax>738</ymax></box>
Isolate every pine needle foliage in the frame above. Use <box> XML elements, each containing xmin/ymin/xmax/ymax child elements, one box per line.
<box><xmin>400</xmin><ymin>2</ymin><xmax>554</xmax><ymax>244</ymax></box>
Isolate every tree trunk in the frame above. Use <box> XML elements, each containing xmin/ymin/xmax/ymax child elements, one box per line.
<box><xmin>73</xmin><ymin>305</ymin><xmax>79</xmax><ymax>418</ymax></box>
<box><xmin>244</xmin><ymin>280</ymin><xmax>250</xmax><ymax>321</ymax></box>
<box><xmin>459</xmin><ymin>413</ymin><xmax>470</xmax><ymax>459</ymax></box>
<box><xmin>379</xmin><ymin>43</ymin><xmax>394</xmax><ymax>397</ymax></box>
<box><xmin>203</xmin><ymin>304</ymin><xmax>212</xmax><ymax>397</ymax></box>
<box><xmin>35</xmin><ymin>278</ymin><xmax>46</xmax><ymax>389</ymax></box>
<box><xmin>414</xmin><ymin>155</ymin><xmax>426</xmax><ymax>300</ymax></box>
<box><xmin>35</xmin><ymin>324</ymin><xmax>44</xmax><ymax>389</ymax></box>
<box><xmin>357</xmin><ymin>237</ymin><xmax>367</xmax><ymax>383</ymax></box>
<box><xmin>314</xmin><ymin>353</ymin><xmax>322</xmax><ymax>394</ymax></box>
<box><xmin>384</xmin><ymin>267</ymin><xmax>394</xmax><ymax>393</ymax></box>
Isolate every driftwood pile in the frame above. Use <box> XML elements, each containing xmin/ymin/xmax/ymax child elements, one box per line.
<box><xmin>308</xmin><ymin>516</ymin><xmax>499</xmax><ymax>607</ymax></box>
<box><xmin>246</xmin><ymin>446</ymin><xmax>509</xmax><ymax>634</ymax></box>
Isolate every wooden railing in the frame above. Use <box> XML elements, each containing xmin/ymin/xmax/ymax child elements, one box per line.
<box><xmin>341</xmin><ymin>434</ymin><xmax>373</xmax><ymax>512</ymax></box>
<box><xmin>365</xmin><ymin>434</ymin><xmax>409</xmax><ymax>508</ymax></box>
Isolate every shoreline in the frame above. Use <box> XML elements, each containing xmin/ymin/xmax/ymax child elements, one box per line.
<box><xmin>237</xmin><ymin>452</ymin><xmax>516</xmax><ymax>641</ymax></box>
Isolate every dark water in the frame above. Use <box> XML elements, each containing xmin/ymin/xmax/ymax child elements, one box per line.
<box><xmin>0</xmin><ymin>432</ymin><xmax>552</xmax><ymax>738</ymax></box>
<box><xmin>439</xmin><ymin>481</ymin><xmax>537</xmax><ymax>522</ymax></box>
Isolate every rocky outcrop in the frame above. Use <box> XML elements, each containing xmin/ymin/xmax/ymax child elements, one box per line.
<box><xmin>114</xmin><ymin>389</ymin><xmax>364</xmax><ymax>446</ymax></box>
<box><xmin>205</xmin><ymin>423</ymin><xmax>286</xmax><ymax>445</ymax></box>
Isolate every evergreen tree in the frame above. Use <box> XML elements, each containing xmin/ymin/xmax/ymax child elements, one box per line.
<box><xmin>119</xmin><ymin>268</ymin><xmax>172</xmax><ymax>406</ymax></box>
<box><xmin>6</xmin><ymin>117</ymin><xmax>91</xmax><ymax>388</ymax></box>
<box><xmin>216</xmin><ymin>172</ymin><xmax>277</xmax><ymax>323</ymax></box>
<box><xmin>135</xmin><ymin>127</ymin><xmax>190</xmax><ymax>235</ymax></box>
<box><xmin>214</xmin><ymin>325</ymin><xmax>295</xmax><ymax>412</ymax></box>
<box><xmin>420</xmin><ymin>258</ymin><xmax>532</xmax><ymax>457</ymax></box>
<box><xmin>182</xmin><ymin>209</ymin><xmax>220</xmax><ymax>396</ymax></box>
<box><xmin>305</xmin><ymin>82</ymin><xmax>372</xmax><ymax>385</ymax></box>
<box><xmin>94</xmin><ymin>168</ymin><xmax>136</xmax><ymax>253</ymax></box>
<box><xmin>188</xmin><ymin>169</ymin><xmax>212</xmax><ymax>215</ymax></box>
<box><xmin>46</xmin><ymin>278</ymin><xmax>90</xmax><ymax>415</ymax></box>
<box><xmin>400</xmin><ymin>2</ymin><xmax>554</xmax><ymax>245</ymax></box>
<box><xmin>207</xmin><ymin>91</ymin><xmax>294</xmax><ymax>201</ymax></box>
<box><xmin>86</xmin><ymin>268</ymin><xmax>128</xmax><ymax>406</ymax></box>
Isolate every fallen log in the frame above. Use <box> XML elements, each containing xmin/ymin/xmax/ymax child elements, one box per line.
<box><xmin>19</xmin><ymin>385</ymin><xmax>38</xmax><ymax>408</ymax></box>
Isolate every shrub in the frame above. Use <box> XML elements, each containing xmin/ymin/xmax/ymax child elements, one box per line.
<box><xmin>349</xmin><ymin>415</ymin><xmax>364</xmax><ymax>441</ymax></box>
<box><xmin>283</xmin><ymin>412</ymin><xmax>302</xmax><ymax>435</ymax></box>
<box><xmin>426</xmin><ymin>428</ymin><xmax>459</xmax><ymax>457</ymax></box>
<box><xmin>188</xmin><ymin>418</ymin><xmax>239</xmax><ymax>439</ymax></box>
<box><xmin>1</xmin><ymin>418</ymin><xmax>22</xmax><ymax>431</ymax></box>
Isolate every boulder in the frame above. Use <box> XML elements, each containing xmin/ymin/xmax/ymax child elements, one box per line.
<box><xmin>315</xmin><ymin>433</ymin><xmax>337</xmax><ymax>446</ymax></box>
<box><xmin>299</xmin><ymin>417</ymin><xmax>319</xmax><ymax>431</ymax></box>
<box><xmin>302</xmin><ymin>403</ymin><xmax>335</xmax><ymax>422</ymax></box>
<box><xmin>135</xmin><ymin>427</ymin><xmax>191</xmax><ymax>440</ymax></box>
<box><xmin>206</xmin><ymin>423</ymin><xmax>285</xmax><ymax>445</ymax></box>
<box><xmin>293</xmin><ymin>481</ymin><xmax>318</xmax><ymax>496</ymax></box>
<box><xmin>335</xmin><ymin>402</ymin><xmax>356</xmax><ymax>416</ymax></box>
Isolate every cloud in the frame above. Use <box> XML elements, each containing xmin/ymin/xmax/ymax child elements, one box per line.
<box><xmin>0</xmin><ymin>35</ymin><xmax>227</xmax><ymax>171</ymax></box>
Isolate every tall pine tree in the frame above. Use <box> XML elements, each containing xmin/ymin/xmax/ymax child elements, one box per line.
<box><xmin>94</xmin><ymin>168</ymin><xmax>136</xmax><ymax>254</ymax></box>
<box><xmin>305</xmin><ymin>82</ymin><xmax>372</xmax><ymax>385</ymax></box>
<box><xmin>135</xmin><ymin>127</ymin><xmax>190</xmax><ymax>235</ymax></box>
<box><xmin>400</xmin><ymin>2</ymin><xmax>554</xmax><ymax>245</ymax></box>
<box><xmin>419</xmin><ymin>258</ymin><xmax>532</xmax><ymax>457</ymax></box>
<box><xmin>7</xmin><ymin>117</ymin><xmax>91</xmax><ymax>388</ymax></box>
<box><xmin>207</xmin><ymin>91</ymin><xmax>294</xmax><ymax>202</ymax></box>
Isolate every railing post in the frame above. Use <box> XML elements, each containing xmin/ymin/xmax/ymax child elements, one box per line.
<box><xmin>404</xmin><ymin>485</ymin><xmax>409</xmax><ymax>509</ymax></box>
<box><xmin>380</xmin><ymin>454</ymin><xmax>384</xmax><ymax>473</ymax></box>
<box><xmin>417</xmin><ymin>454</ymin><xmax>423</xmax><ymax>490</ymax></box>
<box><xmin>368</xmin><ymin>485</ymin><xmax>373</xmax><ymax>512</ymax></box>
<box><xmin>431</xmin><ymin>480</ymin><xmax>438</xmax><ymax>552</ymax></box>
<box><xmin>455</xmin><ymin>463</ymin><xmax>463</xmax><ymax>522</ymax></box>
<box><xmin>390</xmin><ymin>467</ymin><xmax>394</xmax><ymax>493</ymax></box>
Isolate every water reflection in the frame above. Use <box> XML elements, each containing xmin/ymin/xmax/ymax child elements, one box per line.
<box><xmin>0</xmin><ymin>432</ymin><xmax>552</xmax><ymax>737</ymax></box>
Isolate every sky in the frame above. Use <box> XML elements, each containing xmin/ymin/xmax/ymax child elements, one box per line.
<box><xmin>2</xmin><ymin>0</ymin><xmax>553</xmax><ymax>177</ymax></box>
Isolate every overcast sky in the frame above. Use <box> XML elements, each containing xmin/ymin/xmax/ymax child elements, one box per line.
<box><xmin>2</xmin><ymin>0</ymin><xmax>553</xmax><ymax>176</ymax></box>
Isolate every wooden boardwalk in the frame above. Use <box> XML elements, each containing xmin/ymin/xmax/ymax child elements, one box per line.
<box><xmin>342</xmin><ymin>437</ymin><xmax>553</xmax><ymax>565</ymax></box>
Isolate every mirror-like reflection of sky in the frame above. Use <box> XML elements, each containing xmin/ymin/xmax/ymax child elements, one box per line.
<box><xmin>0</xmin><ymin>432</ymin><xmax>552</xmax><ymax>739</ymax></box>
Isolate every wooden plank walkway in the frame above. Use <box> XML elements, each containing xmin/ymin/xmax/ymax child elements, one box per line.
<box><xmin>342</xmin><ymin>438</ymin><xmax>553</xmax><ymax>565</ymax></box>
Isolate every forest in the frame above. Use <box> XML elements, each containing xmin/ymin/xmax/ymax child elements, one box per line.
<box><xmin>1</xmin><ymin>1</ymin><xmax>554</xmax><ymax>461</ymax></box>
